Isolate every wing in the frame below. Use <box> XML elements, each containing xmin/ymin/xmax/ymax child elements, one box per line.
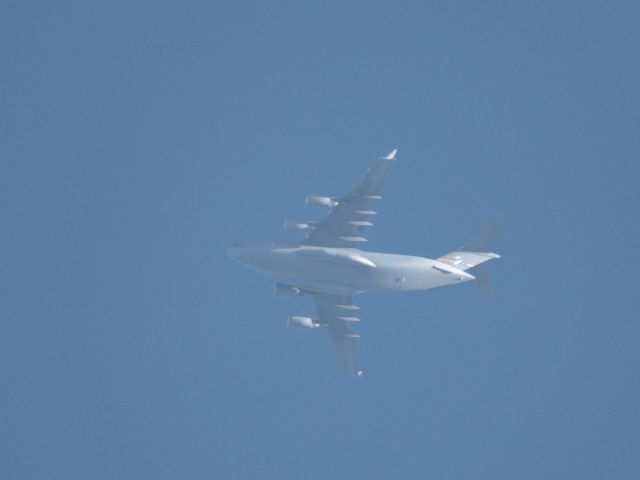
<box><xmin>302</xmin><ymin>149</ymin><xmax>397</xmax><ymax>248</ymax></box>
<box><xmin>311</xmin><ymin>292</ymin><xmax>363</xmax><ymax>377</ymax></box>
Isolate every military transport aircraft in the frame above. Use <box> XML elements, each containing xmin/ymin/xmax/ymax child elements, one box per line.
<box><xmin>227</xmin><ymin>150</ymin><xmax>501</xmax><ymax>377</ymax></box>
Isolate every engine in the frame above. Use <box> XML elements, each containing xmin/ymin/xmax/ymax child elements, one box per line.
<box><xmin>283</xmin><ymin>220</ymin><xmax>317</xmax><ymax>232</ymax></box>
<box><xmin>287</xmin><ymin>316</ymin><xmax>320</xmax><ymax>329</ymax></box>
<box><xmin>306</xmin><ymin>194</ymin><xmax>338</xmax><ymax>208</ymax></box>
<box><xmin>274</xmin><ymin>283</ymin><xmax>304</xmax><ymax>298</ymax></box>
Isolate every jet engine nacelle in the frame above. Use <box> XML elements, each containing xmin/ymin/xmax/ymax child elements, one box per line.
<box><xmin>306</xmin><ymin>194</ymin><xmax>338</xmax><ymax>208</ymax></box>
<box><xmin>283</xmin><ymin>220</ymin><xmax>317</xmax><ymax>232</ymax></box>
<box><xmin>287</xmin><ymin>316</ymin><xmax>320</xmax><ymax>329</ymax></box>
<box><xmin>274</xmin><ymin>283</ymin><xmax>304</xmax><ymax>298</ymax></box>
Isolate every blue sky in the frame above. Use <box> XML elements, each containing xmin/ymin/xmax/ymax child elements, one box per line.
<box><xmin>2</xmin><ymin>1</ymin><xmax>639</xmax><ymax>478</ymax></box>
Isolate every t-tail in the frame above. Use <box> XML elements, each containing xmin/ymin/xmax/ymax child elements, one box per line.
<box><xmin>437</xmin><ymin>216</ymin><xmax>503</xmax><ymax>298</ymax></box>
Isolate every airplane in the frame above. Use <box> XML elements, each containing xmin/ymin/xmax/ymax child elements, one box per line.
<box><xmin>227</xmin><ymin>149</ymin><xmax>501</xmax><ymax>377</ymax></box>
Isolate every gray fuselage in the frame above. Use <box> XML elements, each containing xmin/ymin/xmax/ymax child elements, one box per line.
<box><xmin>227</xmin><ymin>244</ymin><xmax>474</xmax><ymax>296</ymax></box>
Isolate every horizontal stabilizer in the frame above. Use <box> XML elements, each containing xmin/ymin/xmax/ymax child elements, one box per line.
<box><xmin>439</xmin><ymin>216</ymin><xmax>503</xmax><ymax>298</ymax></box>
<box><xmin>438</xmin><ymin>251</ymin><xmax>500</xmax><ymax>271</ymax></box>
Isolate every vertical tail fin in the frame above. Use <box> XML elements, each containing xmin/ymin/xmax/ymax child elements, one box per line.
<box><xmin>461</xmin><ymin>215</ymin><xmax>503</xmax><ymax>252</ymax></box>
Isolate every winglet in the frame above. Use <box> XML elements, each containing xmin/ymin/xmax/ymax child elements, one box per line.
<box><xmin>380</xmin><ymin>149</ymin><xmax>398</xmax><ymax>161</ymax></box>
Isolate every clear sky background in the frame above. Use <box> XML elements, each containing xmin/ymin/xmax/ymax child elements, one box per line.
<box><xmin>2</xmin><ymin>1</ymin><xmax>639</xmax><ymax>479</ymax></box>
